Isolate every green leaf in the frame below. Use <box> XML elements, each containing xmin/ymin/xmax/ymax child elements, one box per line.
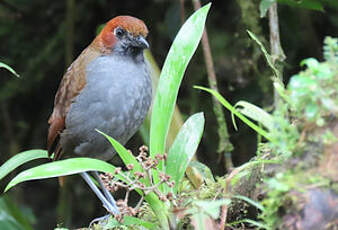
<box><xmin>186</xmin><ymin>160</ymin><xmax>215</xmax><ymax>187</ymax></box>
<box><xmin>278</xmin><ymin>0</ymin><xmax>324</xmax><ymax>11</ymax></box>
<box><xmin>96</xmin><ymin>130</ymin><xmax>169</xmax><ymax>227</ymax></box>
<box><xmin>5</xmin><ymin>158</ymin><xmax>117</xmax><ymax>192</ymax></box>
<box><xmin>143</xmin><ymin>192</ymin><xmax>169</xmax><ymax>230</ymax></box>
<box><xmin>194</xmin><ymin>86</ymin><xmax>272</xmax><ymax>141</ymax></box>
<box><xmin>265</xmin><ymin>177</ymin><xmax>290</xmax><ymax>192</ymax></box>
<box><xmin>103</xmin><ymin>215</ymin><xmax>156</xmax><ymax>229</ymax></box>
<box><xmin>233</xmin><ymin>195</ymin><xmax>265</xmax><ymax>211</ymax></box>
<box><xmin>0</xmin><ymin>62</ymin><xmax>19</xmax><ymax>77</ymax></box>
<box><xmin>0</xmin><ymin>195</ymin><xmax>35</xmax><ymax>230</ymax></box>
<box><xmin>260</xmin><ymin>0</ymin><xmax>276</xmax><ymax>18</ymax></box>
<box><xmin>193</xmin><ymin>199</ymin><xmax>231</xmax><ymax>219</ymax></box>
<box><xmin>229</xmin><ymin>159</ymin><xmax>281</xmax><ymax>188</ymax></box>
<box><xmin>149</xmin><ymin>3</ymin><xmax>211</xmax><ymax>170</ymax></box>
<box><xmin>247</xmin><ymin>30</ymin><xmax>281</xmax><ymax>80</ymax></box>
<box><xmin>166</xmin><ymin>113</ymin><xmax>205</xmax><ymax>193</ymax></box>
<box><xmin>96</xmin><ymin>130</ymin><xmax>144</xmax><ymax>177</ymax></box>
<box><xmin>300</xmin><ymin>57</ymin><xmax>319</xmax><ymax>68</ymax></box>
<box><xmin>304</xmin><ymin>103</ymin><xmax>318</xmax><ymax>120</ymax></box>
<box><xmin>0</xmin><ymin>150</ymin><xmax>49</xmax><ymax>181</ymax></box>
<box><xmin>233</xmin><ymin>101</ymin><xmax>274</xmax><ymax>131</ymax></box>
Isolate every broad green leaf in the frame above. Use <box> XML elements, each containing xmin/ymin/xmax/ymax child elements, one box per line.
<box><xmin>103</xmin><ymin>215</ymin><xmax>156</xmax><ymax>229</ymax></box>
<box><xmin>259</xmin><ymin>0</ymin><xmax>276</xmax><ymax>18</ymax></box>
<box><xmin>194</xmin><ymin>86</ymin><xmax>272</xmax><ymax>141</ymax></box>
<box><xmin>149</xmin><ymin>4</ymin><xmax>211</xmax><ymax>171</ymax></box>
<box><xmin>0</xmin><ymin>62</ymin><xmax>19</xmax><ymax>77</ymax></box>
<box><xmin>5</xmin><ymin>158</ymin><xmax>118</xmax><ymax>192</ymax></box>
<box><xmin>141</xmin><ymin>50</ymin><xmax>185</xmax><ymax>148</ymax></box>
<box><xmin>0</xmin><ymin>149</ymin><xmax>49</xmax><ymax>181</ymax></box>
<box><xmin>233</xmin><ymin>101</ymin><xmax>274</xmax><ymax>131</ymax></box>
<box><xmin>195</xmin><ymin>199</ymin><xmax>231</xmax><ymax>219</ymax></box>
<box><xmin>186</xmin><ymin>161</ymin><xmax>215</xmax><ymax>189</ymax></box>
<box><xmin>188</xmin><ymin>161</ymin><xmax>214</xmax><ymax>184</ymax></box>
<box><xmin>166</xmin><ymin>113</ymin><xmax>205</xmax><ymax>193</ymax></box>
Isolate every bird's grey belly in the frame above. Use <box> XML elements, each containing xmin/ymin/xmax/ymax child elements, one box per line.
<box><xmin>60</xmin><ymin>56</ymin><xmax>152</xmax><ymax>161</ymax></box>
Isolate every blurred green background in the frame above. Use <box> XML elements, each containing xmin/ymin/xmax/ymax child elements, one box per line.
<box><xmin>0</xmin><ymin>0</ymin><xmax>337</xmax><ymax>229</ymax></box>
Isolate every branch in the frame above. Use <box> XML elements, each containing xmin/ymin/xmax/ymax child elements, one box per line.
<box><xmin>192</xmin><ymin>0</ymin><xmax>234</xmax><ymax>171</ymax></box>
<box><xmin>268</xmin><ymin>3</ymin><xmax>286</xmax><ymax>108</ymax></box>
<box><xmin>180</xmin><ymin>0</ymin><xmax>185</xmax><ymax>24</ymax></box>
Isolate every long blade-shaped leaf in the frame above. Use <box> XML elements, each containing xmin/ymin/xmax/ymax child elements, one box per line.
<box><xmin>194</xmin><ymin>86</ymin><xmax>272</xmax><ymax>141</ymax></box>
<box><xmin>0</xmin><ymin>62</ymin><xmax>19</xmax><ymax>77</ymax></box>
<box><xmin>0</xmin><ymin>149</ymin><xmax>49</xmax><ymax>181</ymax></box>
<box><xmin>149</xmin><ymin>3</ymin><xmax>211</xmax><ymax>163</ymax></box>
<box><xmin>233</xmin><ymin>101</ymin><xmax>273</xmax><ymax>131</ymax></box>
<box><xmin>5</xmin><ymin>158</ymin><xmax>117</xmax><ymax>192</ymax></box>
<box><xmin>97</xmin><ymin>130</ymin><xmax>148</xmax><ymax>185</ymax></box>
<box><xmin>166</xmin><ymin>113</ymin><xmax>205</xmax><ymax>193</ymax></box>
<box><xmin>97</xmin><ymin>130</ymin><xmax>143</xmax><ymax>173</ymax></box>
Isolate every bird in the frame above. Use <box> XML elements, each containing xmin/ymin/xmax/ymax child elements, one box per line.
<box><xmin>47</xmin><ymin>16</ymin><xmax>152</xmax><ymax>219</ymax></box>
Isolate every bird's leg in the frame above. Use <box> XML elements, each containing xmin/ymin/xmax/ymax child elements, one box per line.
<box><xmin>80</xmin><ymin>172</ymin><xmax>119</xmax><ymax>214</ymax></box>
<box><xmin>93</xmin><ymin>171</ymin><xmax>118</xmax><ymax>208</ymax></box>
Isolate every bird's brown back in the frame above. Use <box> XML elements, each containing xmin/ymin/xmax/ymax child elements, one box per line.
<box><xmin>47</xmin><ymin>45</ymin><xmax>101</xmax><ymax>159</ymax></box>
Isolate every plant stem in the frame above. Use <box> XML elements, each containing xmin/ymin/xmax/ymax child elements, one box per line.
<box><xmin>268</xmin><ymin>3</ymin><xmax>286</xmax><ymax>109</ymax></box>
<box><xmin>57</xmin><ymin>0</ymin><xmax>75</xmax><ymax>225</ymax></box>
<box><xmin>145</xmin><ymin>192</ymin><xmax>169</xmax><ymax>230</ymax></box>
<box><xmin>192</xmin><ymin>0</ymin><xmax>234</xmax><ymax>170</ymax></box>
<box><xmin>180</xmin><ymin>0</ymin><xmax>185</xmax><ymax>23</ymax></box>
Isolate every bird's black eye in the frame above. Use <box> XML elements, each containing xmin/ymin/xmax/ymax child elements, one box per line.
<box><xmin>114</xmin><ymin>27</ymin><xmax>125</xmax><ymax>38</ymax></box>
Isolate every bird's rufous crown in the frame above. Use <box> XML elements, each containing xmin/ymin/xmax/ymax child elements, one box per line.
<box><xmin>106</xmin><ymin>16</ymin><xmax>148</xmax><ymax>37</ymax></box>
<box><xmin>95</xmin><ymin>16</ymin><xmax>148</xmax><ymax>51</ymax></box>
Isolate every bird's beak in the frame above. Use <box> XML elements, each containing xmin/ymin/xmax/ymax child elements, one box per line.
<box><xmin>135</xmin><ymin>36</ymin><xmax>149</xmax><ymax>49</ymax></box>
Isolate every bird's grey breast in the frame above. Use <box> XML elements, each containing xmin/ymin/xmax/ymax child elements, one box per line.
<box><xmin>61</xmin><ymin>54</ymin><xmax>152</xmax><ymax>160</ymax></box>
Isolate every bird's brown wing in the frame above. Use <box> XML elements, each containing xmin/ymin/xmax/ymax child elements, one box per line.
<box><xmin>47</xmin><ymin>46</ymin><xmax>101</xmax><ymax>160</ymax></box>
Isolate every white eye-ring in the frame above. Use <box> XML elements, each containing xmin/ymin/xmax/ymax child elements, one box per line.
<box><xmin>114</xmin><ymin>27</ymin><xmax>125</xmax><ymax>37</ymax></box>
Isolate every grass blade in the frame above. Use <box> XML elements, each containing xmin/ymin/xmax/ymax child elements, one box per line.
<box><xmin>0</xmin><ymin>62</ymin><xmax>19</xmax><ymax>77</ymax></box>
<box><xmin>234</xmin><ymin>100</ymin><xmax>273</xmax><ymax>131</ymax></box>
<box><xmin>194</xmin><ymin>86</ymin><xmax>272</xmax><ymax>141</ymax></box>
